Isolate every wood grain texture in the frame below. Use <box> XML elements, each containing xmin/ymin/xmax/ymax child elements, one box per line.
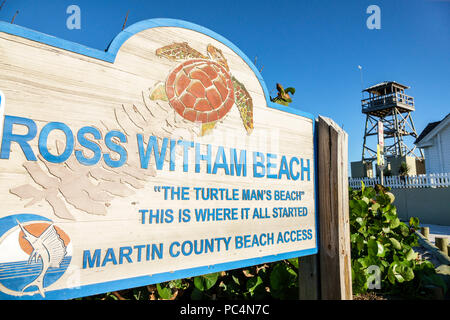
<box><xmin>317</xmin><ymin>116</ymin><xmax>352</xmax><ymax>300</ymax></box>
<box><xmin>298</xmin><ymin>254</ymin><xmax>319</xmax><ymax>300</ymax></box>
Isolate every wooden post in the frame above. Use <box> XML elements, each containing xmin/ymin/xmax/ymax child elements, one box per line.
<box><xmin>435</xmin><ymin>237</ymin><xmax>449</xmax><ymax>256</ymax></box>
<box><xmin>298</xmin><ymin>255</ymin><xmax>319</xmax><ymax>299</ymax></box>
<box><xmin>420</xmin><ymin>227</ymin><xmax>429</xmax><ymax>239</ymax></box>
<box><xmin>317</xmin><ymin>116</ymin><xmax>352</xmax><ymax>300</ymax></box>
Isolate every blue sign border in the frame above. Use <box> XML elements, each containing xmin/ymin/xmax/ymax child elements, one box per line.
<box><xmin>0</xmin><ymin>18</ymin><xmax>319</xmax><ymax>300</ymax></box>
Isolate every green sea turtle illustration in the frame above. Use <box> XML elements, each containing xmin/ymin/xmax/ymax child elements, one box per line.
<box><xmin>151</xmin><ymin>42</ymin><xmax>254</xmax><ymax>136</ymax></box>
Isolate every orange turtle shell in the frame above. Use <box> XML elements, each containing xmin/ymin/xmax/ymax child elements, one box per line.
<box><xmin>166</xmin><ymin>59</ymin><xmax>235</xmax><ymax>123</ymax></box>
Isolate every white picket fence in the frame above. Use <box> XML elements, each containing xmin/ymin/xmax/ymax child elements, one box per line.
<box><xmin>349</xmin><ymin>172</ymin><xmax>450</xmax><ymax>189</ymax></box>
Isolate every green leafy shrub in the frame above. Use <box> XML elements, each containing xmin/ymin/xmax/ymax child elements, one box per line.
<box><xmin>349</xmin><ymin>182</ymin><xmax>447</xmax><ymax>298</ymax></box>
<box><xmin>188</xmin><ymin>259</ymin><xmax>299</xmax><ymax>300</ymax></box>
<box><xmin>80</xmin><ymin>259</ymin><xmax>299</xmax><ymax>300</ymax></box>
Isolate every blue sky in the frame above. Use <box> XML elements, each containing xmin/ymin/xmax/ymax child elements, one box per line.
<box><xmin>0</xmin><ymin>0</ymin><xmax>449</xmax><ymax>164</ymax></box>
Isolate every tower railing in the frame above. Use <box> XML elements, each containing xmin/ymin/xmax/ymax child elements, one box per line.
<box><xmin>361</xmin><ymin>92</ymin><xmax>414</xmax><ymax>112</ymax></box>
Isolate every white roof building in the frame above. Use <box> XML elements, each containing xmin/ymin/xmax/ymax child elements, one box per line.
<box><xmin>415</xmin><ymin>113</ymin><xmax>450</xmax><ymax>173</ymax></box>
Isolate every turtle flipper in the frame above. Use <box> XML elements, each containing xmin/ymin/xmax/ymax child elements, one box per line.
<box><xmin>150</xmin><ymin>82</ymin><xmax>168</xmax><ymax>101</ymax></box>
<box><xmin>200</xmin><ymin>122</ymin><xmax>217</xmax><ymax>136</ymax></box>
<box><xmin>156</xmin><ymin>42</ymin><xmax>207</xmax><ymax>61</ymax></box>
<box><xmin>207</xmin><ymin>44</ymin><xmax>229</xmax><ymax>72</ymax></box>
<box><xmin>231</xmin><ymin>77</ymin><xmax>254</xmax><ymax>134</ymax></box>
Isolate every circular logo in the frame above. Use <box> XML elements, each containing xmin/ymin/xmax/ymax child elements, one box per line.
<box><xmin>0</xmin><ymin>214</ymin><xmax>72</xmax><ymax>298</ymax></box>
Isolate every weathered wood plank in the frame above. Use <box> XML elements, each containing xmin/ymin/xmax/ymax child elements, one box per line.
<box><xmin>317</xmin><ymin>116</ymin><xmax>352</xmax><ymax>300</ymax></box>
<box><xmin>298</xmin><ymin>254</ymin><xmax>319</xmax><ymax>300</ymax></box>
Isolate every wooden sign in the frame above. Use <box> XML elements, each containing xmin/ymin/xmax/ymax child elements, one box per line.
<box><xmin>0</xmin><ymin>18</ymin><xmax>317</xmax><ymax>299</ymax></box>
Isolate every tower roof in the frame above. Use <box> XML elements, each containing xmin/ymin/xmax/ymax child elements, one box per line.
<box><xmin>363</xmin><ymin>81</ymin><xmax>410</xmax><ymax>94</ymax></box>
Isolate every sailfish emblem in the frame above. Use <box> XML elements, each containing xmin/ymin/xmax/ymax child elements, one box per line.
<box><xmin>17</xmin><ymin>221</ymin><xmax>67</xmax><ymax>297</ymax></box>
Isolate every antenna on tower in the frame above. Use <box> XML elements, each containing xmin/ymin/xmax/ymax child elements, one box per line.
<box><xmin>358</xmin><ymin>65</ymin><xmax>364</xmax><ymax>99</ymax></box>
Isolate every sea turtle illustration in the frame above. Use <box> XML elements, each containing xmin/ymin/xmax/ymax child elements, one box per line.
<box><xmin>151</xmin><ymin>42</ymin><xmax>254</xmax><ymax>136</ymax></box>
